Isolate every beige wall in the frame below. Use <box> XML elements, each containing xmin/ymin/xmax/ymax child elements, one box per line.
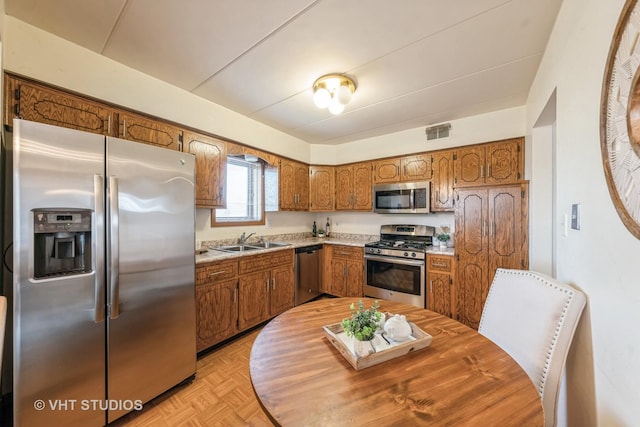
<box><xmin>527</xmin><ymin>0</ymin><xmax>640</xmax><ymax>425</ymax></box>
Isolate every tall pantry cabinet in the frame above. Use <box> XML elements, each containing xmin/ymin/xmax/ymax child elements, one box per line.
<box><xmin>454</xmin><ymin>183</ymin><xmax>529</xmax><ymax>329</ymax></box>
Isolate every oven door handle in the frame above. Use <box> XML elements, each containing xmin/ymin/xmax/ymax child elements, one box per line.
<box><xmin>364</xmin><ymin>254</ymin><xmax>425</xmax><ymax>267</ymax></box>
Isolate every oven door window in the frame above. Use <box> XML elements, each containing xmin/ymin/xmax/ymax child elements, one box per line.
<box><xmin>366</xmin><ymin>258</ymin><xmax>422</xmax><ymax>295</ymax></box>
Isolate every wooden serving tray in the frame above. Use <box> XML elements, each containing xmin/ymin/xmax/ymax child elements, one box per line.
<box><xmin>322</xmin><ymin>321</ymin><xmax>432</xmax><ymax>370</ymax></box>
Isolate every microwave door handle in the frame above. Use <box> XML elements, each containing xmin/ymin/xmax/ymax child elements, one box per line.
<box><xmin>410</xmin><ymin>188</ymin><xmax>415</xmax><ymax>211</ymax></box>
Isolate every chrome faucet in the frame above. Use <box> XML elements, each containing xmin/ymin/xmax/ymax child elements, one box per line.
<box><xmin>238</xmin><ymin>232</ymin><xmax>256</xmax><ymax>244</ymax></box>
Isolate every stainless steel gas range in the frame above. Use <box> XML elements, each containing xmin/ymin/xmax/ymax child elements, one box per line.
<box><xmin>364</xmin><ymin>224</ymin><xmax>435</xmax><ymax>308</ymax></box>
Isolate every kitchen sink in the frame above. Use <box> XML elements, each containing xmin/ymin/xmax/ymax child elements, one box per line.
<box><xmin>212</xmin><ymin>244</ymin><xmax>262</xmax><ymax>253</ymax></box>
<box><xmin>211</xmin><ymin>241</ymin><xmax>291</xmax><ymax>253</ymax></box>
<box><xmin>250</xmin><ymin>241</ymin><xmax>291</xmax><ymax>249</ymax></box>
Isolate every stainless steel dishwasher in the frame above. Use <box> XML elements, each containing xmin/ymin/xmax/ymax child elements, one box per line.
<box><xmin>295</xmin><ymin>244</ymin><xmax>323</xmax><ymax>305</ymax></box>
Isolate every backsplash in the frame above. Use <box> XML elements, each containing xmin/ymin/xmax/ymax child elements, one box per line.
<box><xmin>200</xmin><ymin>231</ymin><xmax>378</xmax><ymax>249</ymax></box>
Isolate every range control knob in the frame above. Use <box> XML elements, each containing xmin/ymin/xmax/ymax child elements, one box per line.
<box><xmin>403</xmin><ymin>252</ymin><xmax>409</xmax><ymax>257</ymax></box>
<box><xmin>376</xmin><ymin>249</ymin><xmax>382</xmax><ymax>254</ymax></box>
<box><xmin>411</xmin><ymin>252</ymin><xmax>417</xmax><ymax>258</ymax></box>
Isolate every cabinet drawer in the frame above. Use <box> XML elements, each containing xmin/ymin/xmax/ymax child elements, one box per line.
<box><xmin>428</xmin><ymin>255</ymin><xmax>453</xmax><ymax>273</ymax></box>
<box><xmin>331</xmin><ymin>245</ymin><xmax>363</xmax><ymax>259</ymax></box>
<box><xmin>196</xmin><ymin>260</ymin><xmax>238</xmax><ymax>285</ymax></box>
<box><xmin>239</xmin><ymin>249</ymin><xmax>294</xmax><ymax>275</ymax></box>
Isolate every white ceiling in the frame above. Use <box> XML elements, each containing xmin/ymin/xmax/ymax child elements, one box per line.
<box><xmin>5</xmin><ymin>0</ymin><xmax>562</xmax><ymax>145</ymax></box>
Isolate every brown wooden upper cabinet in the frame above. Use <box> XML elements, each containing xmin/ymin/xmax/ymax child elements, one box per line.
<box><xmin>117</xmin><ymin>110</ymin><xmax>183</xmax><ymax>151</ymax></box>
<box><xmin>401</xmin><ymin>154</ymin><xmax>432</xmax><ymax>181</ymax></box>
<box><xmin>279</xmin><ymin>159</ymin><xmax>309</xmax><ymax>211</ymax></box>
<box><xmin>431</xmin><ymin>150</ymin><xmax>455</xmax><ymax>211</ymax></box>
<box><xmin>309</xmin><ymin>166</ymin><xmax>335</xmax><ymax>212</ymax></box>
<box><xmin>373</xmin><ymin>154</ymin><xmax>432</xmax><ymax>183</ymax></box>
<box><xmin>373</xmin><ymin>158</ymin><xmax>401</xmax><ymax>183</ymax></box>
<box><xmin>335</xmin><ymin>162</ymin><xmax>373</xmax><ymax>211</ymax></box>
<box><xmin>184</xmin><ymin>131</ymin><xmax>227</xmax><ymax>208</ymax></box>
<box><xmin>453</xmin><ymin>138</ymin><xmax>523</xmax><ymax>187</ymax></box>
<box><xmin>4</xmin><ymin>74</ymin><xmax>117</xmax><ymax>136</ymax></box>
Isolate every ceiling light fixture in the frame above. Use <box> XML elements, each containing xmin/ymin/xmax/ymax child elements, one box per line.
<box><xmin>312</xmin><ymin>74</ymin><xmax>357</xmax><ymax>115</ymax></box>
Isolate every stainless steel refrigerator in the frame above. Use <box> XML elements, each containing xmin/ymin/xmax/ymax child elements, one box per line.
<box><xmin>11</xmin><ymin>119</ymin><xmax>196</xmax><ymax>426</ymax></box>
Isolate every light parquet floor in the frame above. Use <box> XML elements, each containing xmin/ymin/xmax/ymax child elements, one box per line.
<box><xmin>112</xmin><ymin>328</ymin><xmax>275</xmax><ymax>427</ymax></box>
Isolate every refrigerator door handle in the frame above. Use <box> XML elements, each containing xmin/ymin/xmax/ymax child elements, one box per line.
<box><xmin>109</xmin><ymin>176</ymin><xmax>120</xmax><ymax>319</ymax></box>
<box><xmin>94</xmin><ymin>174</ymin><xmax>106</xmax><ymax>323</ymax></box>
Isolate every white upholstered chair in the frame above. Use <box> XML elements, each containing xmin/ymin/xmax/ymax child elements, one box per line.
<box><xmin>478</xmin><ymin>269</ymin><xmax>586</xmax><ymax>427</ymax></box>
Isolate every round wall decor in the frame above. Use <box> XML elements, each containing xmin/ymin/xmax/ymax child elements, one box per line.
<box><xmin>602</xmin><ymin>0</ymin><xmax>640</xmax><ymax>239</ymax></box>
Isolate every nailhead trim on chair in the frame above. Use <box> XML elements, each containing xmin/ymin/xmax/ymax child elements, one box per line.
<box><xmin>480</xmin><ymin>269</ymin><xmax>576</xmax><ymax>398</ymax></box>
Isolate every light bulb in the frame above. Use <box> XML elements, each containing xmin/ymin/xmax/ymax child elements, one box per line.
<box><xmin>328</xmin><ymin>97</ymin><xmax>345</xmax><ymax>115</ymax></box>
<box><xmin>313</xmin><ymin>87</ymin><xmax>331</xmax><ymax>109</ymax></box>
<box><xmin>336</xmin><ymin>84</ymin><xmax>352</xmax><ymax>105</ymax></box>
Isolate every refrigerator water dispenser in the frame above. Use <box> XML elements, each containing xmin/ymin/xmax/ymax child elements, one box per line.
<box><xmin>33</xmin><ymin>209</ymin><xmax>92</xmax><ymax>278</ymax></box>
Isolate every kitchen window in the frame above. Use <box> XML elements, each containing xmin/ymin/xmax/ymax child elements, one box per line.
<box><xmin>213</xmin><ymin>156</ymin><xmax>264</xmax><ymax>226</ymax></box>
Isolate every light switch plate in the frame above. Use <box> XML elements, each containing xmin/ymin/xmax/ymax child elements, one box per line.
<box><xmin>571</xmin><ymin>204</ymin><xmax>580</xmax><ymax>230</ymax></box>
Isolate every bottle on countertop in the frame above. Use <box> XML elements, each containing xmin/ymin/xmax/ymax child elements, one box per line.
<box><xmin>312</xmin><ymin>221</ymin><xmax>317</xmax><ymax>237</ymax></box>
<box><xmin>325</xmin><ymin>217</ymin><xmax>330</xmax><ymax>238</ymax></box>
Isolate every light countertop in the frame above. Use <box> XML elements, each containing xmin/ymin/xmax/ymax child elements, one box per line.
<box><xmin>196</xmin><ymin>234</ymin><xmax>377</xmax><ymax>265</ymax></box>
<box><xmin>196</xmin><ymin>234</ymin><xmax>454</xmax><ymax>265</ymax></box>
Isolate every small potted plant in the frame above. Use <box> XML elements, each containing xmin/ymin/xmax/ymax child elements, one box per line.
<box><xmin>341</xmin><ymin>300</ymin><xmax>382</xmax><ymax>358</ymax></box>
<box><xmin>317</xmin><ymin>228</ymin><xmax>326</xmax><ymax>238</ymax></box>
<box><xmin>436</xmin><ymin>225</ymin><xmax>451</xmax><ymax>249</ymax></box>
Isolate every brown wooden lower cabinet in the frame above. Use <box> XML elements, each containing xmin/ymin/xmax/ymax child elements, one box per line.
<box><xmin>238</xmin><ymin>250</ymin><xmax>295</xmax><ymax>330</ymax></box>
<box><xmin>238</xmin><ymin>270</ymin><xmax>271</xmax><ymax>330</ymax></box>
<box><xmin>322</xmin><ymin>245</ymin><xmax>364</xmax><ymax>297</ymax></box>
<box><xmin>195</xmin><ymin>260</ymin><xmax>239</xmax><ymax>352</ymax></box>
<box><xmin>195</xmin><ymin>249</ymin><xmax>295</xmax><ymax>352</ymax></box>
<box><xmin>426</xmin><ymin>254</ymin><xmax>455</xmax><ymax>318</ymax></box>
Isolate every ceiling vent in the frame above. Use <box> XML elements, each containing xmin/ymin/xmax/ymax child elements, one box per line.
<box><xmin>425</xmin><ymin>123</ymin><xmax>451</xmax><ymax>141</ymax></box>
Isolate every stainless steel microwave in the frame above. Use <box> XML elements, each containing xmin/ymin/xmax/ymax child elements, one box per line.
<box><xmin>373</xmin><ymin>181</ymin><xmax>430</xmax><ymax>214</ymax></box>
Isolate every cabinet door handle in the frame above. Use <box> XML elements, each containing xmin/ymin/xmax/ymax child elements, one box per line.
<box><xmin>266</xmin><ymin>280</ymin><xmax>269</xmax><ymax>293</ymax></box>
<box><xmin>487</xmin><ymin>164</ymin><xmax>491</xmax><ymax>177</ymax></box>
<box><xmin>107</xmin><ymin>115</ymin><xmax>112</xmax><ymax>135</ymax></box>
<box><xmin>480</xmin><ymin>164</ymin><xmax>485</xmax><ymax>178</ymax></box>
<box><xmin>272</xmin><ymin>277</ymin><xmax>276</xmax><ymax>290</ymax></box>
<box><xmin>431</xmin><ymin>262</ymin><xmax>448</xmax><ymax>268</ymax></box>
<box><xmin>122</xmin><ymin>118</ymin><xmax>126</xmax><ymax>138</ymax></box>
<box><xmin>489</xmin><ymin>221</ymin><xmax>494</xmax><ymax>236</ymax></box>
<box><xmin>208</xmin><ymin>270</ymin><xmax>228</xmax><ymax>277</ymax></box>
<box><xmin>430</xmin><ymin>280</ymin><xmax>433</xmax><ymax>293</ymax></box>
<box><xmin>233</xmin><ymin>288</ymin><xmax>237</xmax><ymax>303</ymax></box>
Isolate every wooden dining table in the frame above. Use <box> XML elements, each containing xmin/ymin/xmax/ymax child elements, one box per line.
<box><xmin>249</xmin><ymin>297</ymin><xmax>544</xmax><ymax>426</ymax></box>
